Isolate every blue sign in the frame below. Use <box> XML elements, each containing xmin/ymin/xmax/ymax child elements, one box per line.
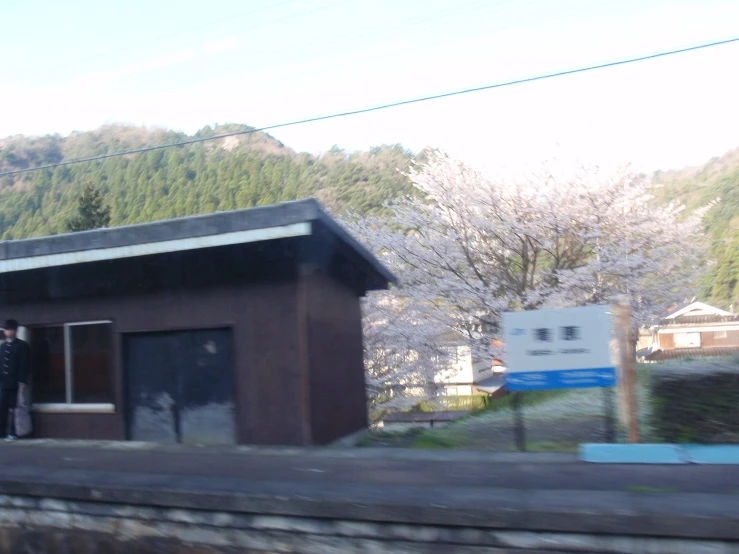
<box><xmin>505</xmin><ymin>367</ymin><xmax>616</xmax><ymax>391</ymax></box>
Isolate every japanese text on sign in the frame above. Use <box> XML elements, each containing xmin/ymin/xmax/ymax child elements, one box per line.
<box><xmin>502</xmin><ymin>305</ymin><xmax>615</xmax><ymax>391</ymax></box>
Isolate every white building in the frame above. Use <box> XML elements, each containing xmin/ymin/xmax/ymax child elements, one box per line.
<box><xmin>432</xmin><ymin>331</ymin><xmax>503</xmax><ymax>395</ymax></box>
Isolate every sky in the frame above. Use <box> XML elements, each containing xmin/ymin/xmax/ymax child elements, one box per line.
<box><xmin>2</xmin><ymin>0</ymin><xmax>739</xmax><ymax>174</ymax></box>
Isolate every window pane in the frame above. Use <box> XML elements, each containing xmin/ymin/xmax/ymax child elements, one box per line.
<box><xmin>30</xmin><ymin>326</ymin><xmax>66</xmax><ymax>403</ymax></box>
<box><xmin>71</xmin><ymin>323</ymin><xmax>114</xmax><ymax>404</ymax></box>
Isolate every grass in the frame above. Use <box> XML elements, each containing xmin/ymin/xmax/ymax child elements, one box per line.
<box><xmin>625</xmin><ymin>485</ymin><xmax>679</xmax><ymax>494</ymax></box>
<box><xmin>512</xmin><ymin>440</ymin><xmax>580</xmax><ymax>453</ymax></box>
<box><xmin>356</xmin><ymin>428</ymin><xmax>424</xmax><ymax>447</ymax></box>
<box><xmin>365</xmin><ymin>363</ymin><xmax>660</xmax><ymax>451</ymax></box>
<box><xmin>411</xmin><ymin>432</ymin><xmax>466</xmax><ymax>449</ymax></box>
<box><xmin>485</xmin><ymin>389</ymin><xmax>569</xmax><ymax>412</ymax></box>
<box><xmin>413</xmin><ymin>395</ymin><xmax>490</xmax><ymax>412</ymax></box>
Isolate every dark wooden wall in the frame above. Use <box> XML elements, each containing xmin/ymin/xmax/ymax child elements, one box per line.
<box><xmin>301</xmin><ymin>267</ymin><xmax>368</xmax><ymax>445</ymax></box>
<box><xmin>10</xmin><ymin>281</ymin><xmax>315</xmax><ymax>445</ymax></box>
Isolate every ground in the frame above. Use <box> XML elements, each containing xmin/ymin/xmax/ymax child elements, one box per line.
<box><xmin>1</xmin><ymin>441</ymin><xmax>737</xmax><ymax>494</ymax></box>
<box><xmin>363</xmin><ymin>365</ymin><xmax>654</xmax><ymax>450</ymax></box>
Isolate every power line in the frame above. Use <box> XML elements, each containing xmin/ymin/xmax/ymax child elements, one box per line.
<box><xmin>3</xmin><ymin>34</ymin><xmax>739</xmax><ymax>178</ymax></box>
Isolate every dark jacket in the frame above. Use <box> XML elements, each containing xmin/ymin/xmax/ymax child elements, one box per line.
<box><xmin>0</xmin><ymin>339</ymin><xmax>30</xmax><ymax>389</ymax></box>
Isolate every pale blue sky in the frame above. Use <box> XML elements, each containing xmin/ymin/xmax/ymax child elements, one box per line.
<box><xmin>2</xmin><ymin>0</ymin><xmax>739</xmax><ymax>172</ymax></box>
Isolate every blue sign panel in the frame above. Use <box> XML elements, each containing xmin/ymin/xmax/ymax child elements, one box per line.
<box><xmin>505</xmin><ymin>367</ymin><xmax>616</xmax><ymax>391</ymax></box>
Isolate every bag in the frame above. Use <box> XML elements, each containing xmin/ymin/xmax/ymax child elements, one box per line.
<box><xmin>14</xmin><ymin>385</ymin><xmax>32</xmax><ymax>438</ymax></box>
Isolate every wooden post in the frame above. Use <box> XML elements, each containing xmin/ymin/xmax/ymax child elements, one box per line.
<box><xmin>612</xmin><ymin>297</ymin><xmax>639</xmax><ymax>443</ymax></box>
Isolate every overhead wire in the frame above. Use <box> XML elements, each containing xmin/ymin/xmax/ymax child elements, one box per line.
<box><xmin>2</xmin><ymin>34</ymin><xmax>738</xmax><ymax>178</ymax></box>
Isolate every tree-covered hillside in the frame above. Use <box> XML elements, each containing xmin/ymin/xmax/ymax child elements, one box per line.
<box><xmin>652</xmin><ymin>147</ymin><xmax>739</xmax><ymax>309</ymax></box>
<box><xmin>0</xmin><ymin>124</ymin><xmax>415</xmax><ymax>239</ymax></box>
<box><xmin>4</xmin><ymin>123</ymin><xmax>738</xmax><ymax>309</ymax></box>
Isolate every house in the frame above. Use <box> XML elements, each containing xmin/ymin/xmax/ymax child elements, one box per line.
<box><xmin>0</xmin><ymin>199</ymin><xmax>396</xmax><ymax>446</ymax></box>
<box><xmin>432</xmin><ymin>331</ymin><xmax>502</xmax><ymax>396</ymax></box>
<box><xmin>645</xmin><ymin>301</ymin><xmax>739</xmax><ymax>361</ymax></box>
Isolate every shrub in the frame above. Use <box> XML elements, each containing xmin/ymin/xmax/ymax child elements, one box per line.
<box><xmin>650</xmin><ymin>362</ymin><xmax>739</xmax><ymax>443</ymax></box>
<box><xmin>411</xmin><ymin>395</ymin><xmax>489</xmax><ymax>412</ymax></box>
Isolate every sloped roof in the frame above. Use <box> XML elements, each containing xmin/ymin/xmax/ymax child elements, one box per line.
<box><xmin>645</xmin><ymin>346</ymin><xmax>739</xmax><ymax>362</ymax></box>
<box><xmin>659</xmin><ymin>314</ymin><xmax>739</xmax><ymax>326</ymax></box>
<box><xmin>664</xmin><ymin>301</ymin><xmax>731</xmax><ymax>320</ymax></box>
<box><xmin>0</xmin><ymin>198</ymin><xmax>396</xmax><ymax>287</ymax></box>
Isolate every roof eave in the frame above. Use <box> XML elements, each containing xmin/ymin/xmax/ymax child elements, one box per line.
<box><xmin>312</xmin><ymin>205</ymin><xmax>398</xmax><ymax>288</ymax></box>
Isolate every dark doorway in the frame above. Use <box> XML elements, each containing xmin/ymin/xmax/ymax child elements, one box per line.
<box><xmin>125</xmin><ymin>328</ymin><xmax>236</xmax><ymax>445</ymax></box>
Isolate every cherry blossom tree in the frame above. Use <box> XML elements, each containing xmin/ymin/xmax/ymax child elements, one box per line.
<box><xmin>361</xmin><ymin>292</ymin><xmax>443</xmax><ymax>423</ymax></box>
<box><xmin>346</xmin><ymin>152</ymin><xmax>706</xmax><ymax>412</ymax></box>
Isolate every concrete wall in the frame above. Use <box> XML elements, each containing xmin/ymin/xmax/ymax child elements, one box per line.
<box><xmin>0</xmin><ymin>492</ymin><xmax>735</xmax><ymax>554</ymax></box>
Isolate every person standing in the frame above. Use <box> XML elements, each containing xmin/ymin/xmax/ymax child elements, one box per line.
<box><xmin>0</xmin><ymin>319</ymin><xmax>30</xmax><ymax>441</ymax></box>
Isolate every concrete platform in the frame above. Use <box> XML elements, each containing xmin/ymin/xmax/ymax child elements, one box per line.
<box><xmin>1</xmin><ymin>441</ymin><xmax>739</xmax><ymax>552</ymax></box>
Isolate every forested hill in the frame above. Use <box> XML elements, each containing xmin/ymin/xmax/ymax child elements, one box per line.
<box><xmin>5</xmin><ymin>123</ymin><xmax>739</xmax><ymax>308</ymax></box>
<box><xmin>652</xmin><ymin>147</ymin><xmax>739</xmax><ymax>309</ymax></box>
<box><xmin>0</xmin><ymin>124</ymin><xmax>415</xmax><ymax>239</ymax></box>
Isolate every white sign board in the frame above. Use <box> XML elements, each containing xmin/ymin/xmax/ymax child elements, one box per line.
<box><xmin>502</xmin><ymin>305</ymin><xmax>615</xmax><ymax>391</ymax></box>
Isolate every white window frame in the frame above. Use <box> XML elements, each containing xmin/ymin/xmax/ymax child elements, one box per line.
<box><xmin>714</xmin><ymin>330</ymin><xmax>728</xmax><ymax>340</ymax></box>
<box><xmin>32</xmin><ymin>320</ymin><xmax>116</xmax><ymax>414</ymax></box>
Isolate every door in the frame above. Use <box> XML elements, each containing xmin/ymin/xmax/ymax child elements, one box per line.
<box><xmin>125</xmin><ymin>328</ymin><xmax>236</xmax><ymax>445</ymax></box>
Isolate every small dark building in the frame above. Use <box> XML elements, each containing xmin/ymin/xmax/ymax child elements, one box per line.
<box><xmin>0</xmin><ymin>199</ymin><xmax>395</xmax><ymax>446</ymax></box>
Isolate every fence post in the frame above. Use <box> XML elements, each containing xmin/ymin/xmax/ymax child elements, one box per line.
<box><xmin>512</xmin><ymin>392</ymin><xmax>526</xmax><ymax>451</ymax></box>
<box><xmin>603</xmin><ymin>386</ymin><xmax>616</xmax><ymax>442</ymax></box>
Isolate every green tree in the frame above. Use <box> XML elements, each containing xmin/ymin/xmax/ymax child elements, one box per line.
<box><xmin>66</xmin><ymin>182</ymin><xmax>112</xmax><ymax>232</ymax></box>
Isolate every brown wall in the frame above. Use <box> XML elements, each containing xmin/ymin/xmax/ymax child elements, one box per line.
<box><xmin>11</xmin><ymin>282</ymin><xmax>314</xmax><ymax>445</ymax></box>
<box><xmin>710</xmin><ymin>330</ymin><xmax>739</xmax><ymax>347</ymax></box>
<box><xmin>301</xmin><ymin>267</ymin><xmax>368</xmax><ymax>445</ymax></box>
<box><xmin>659</xmin><ymin>329</ymin><xmax>739</xmax><ymax>351</ymax></box>
<box><xmin>659</xmin><ymin>334</ymin><xmax>675</xmax><ymax>349</ymax></box>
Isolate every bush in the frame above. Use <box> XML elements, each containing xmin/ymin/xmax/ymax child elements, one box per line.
<box><xmin>650</xmin><ymin>362</ymin><xmax>739</xmax><ymax>443</ymax></box>
<box><xmin>411</xmin><ymin>395</ymin><xmax>489</xmax><ymax>412</ymax></box>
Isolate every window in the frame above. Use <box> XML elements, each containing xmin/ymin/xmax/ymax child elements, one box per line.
<box><xmin>673</xmin><ymin>332</ymin><xmax>700</xmax><ymax>348</ymax></box>
<box><xmin>442</xmin><ymin>346</ymin><xmax>459</xmax><ymax>365</ymax></box>
<box><xmin>433</xmin><ymin>346</ymin><xmax>459</xmax><ymax>366</ymax></box>
<box><xmin>714</xmin><ymin>330</ymin><xmax>728</xmax><ymax>340</ymax></box>
<box><xmin>30</xmin><ymin>321</ymin><xmax>114</xmax><ymax>408</ymax></box>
